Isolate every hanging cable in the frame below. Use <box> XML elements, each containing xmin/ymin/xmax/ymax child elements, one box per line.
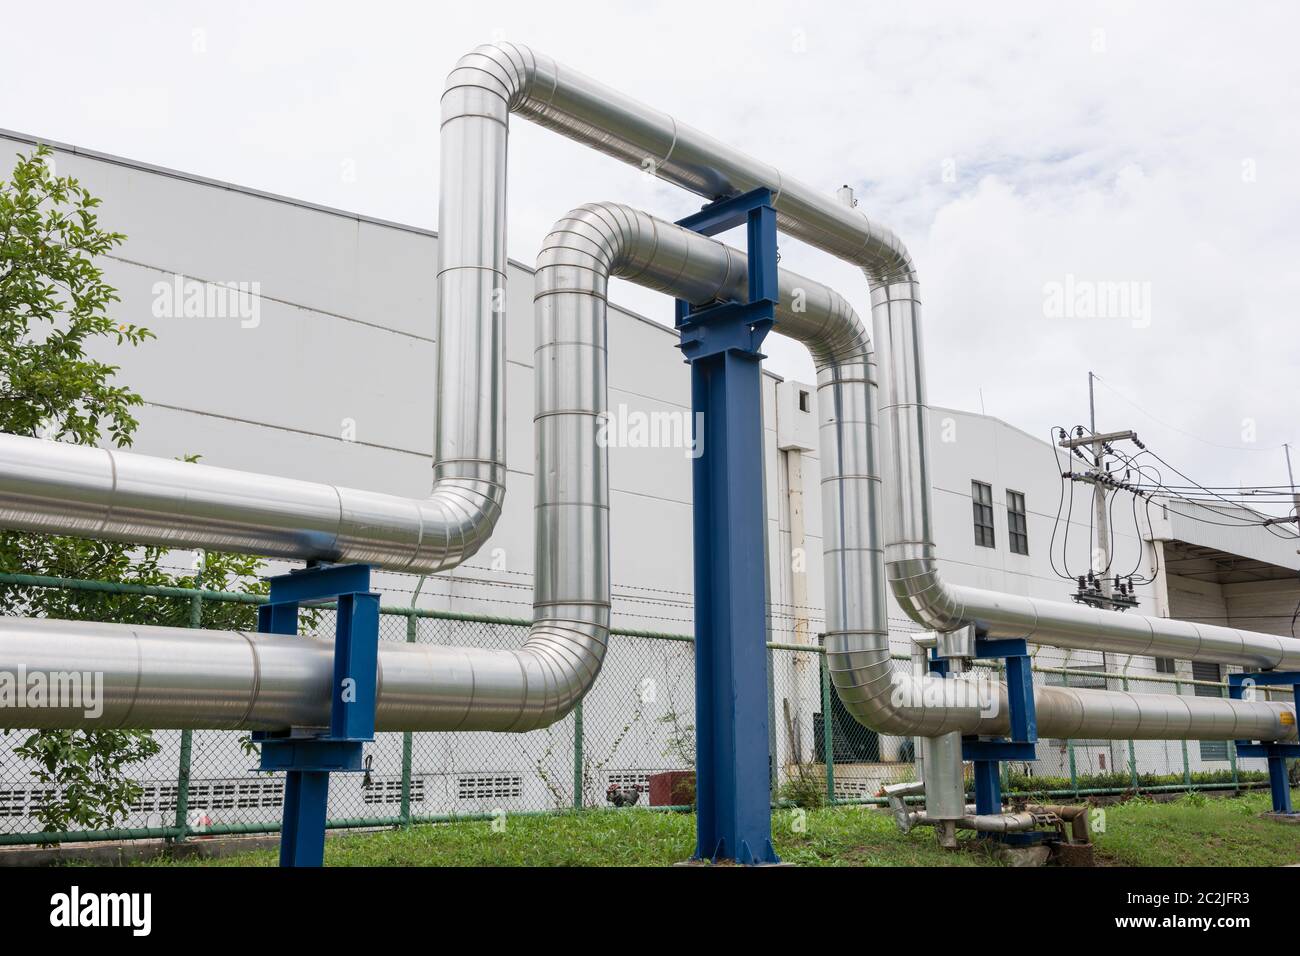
<box><xmin>1046</xmin><ymin>426</ymin><xmax>1073</xmax><ymax>581</ymax></box>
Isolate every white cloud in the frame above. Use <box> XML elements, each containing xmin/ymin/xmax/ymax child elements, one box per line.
<box><xmin>3</xmin><ymin>0</ymin><xmax>1297</xmax><ymax>495</ymax></box>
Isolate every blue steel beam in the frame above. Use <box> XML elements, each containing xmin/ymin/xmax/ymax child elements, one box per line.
<box><xmin>254</xmin><ymin>563</ymin><xmax>380</xmax><ymax>866</ymax></box>
<box><xmin>677</xmin><ymin>188</ymin><xmax>779</xmax><ymax>865</ymax></box>
<box><xmin>1229</xmin><ymin>671</ymin><xmax>1300</xmax><ymax>815</ymax></box>
<box><xmin>943</xmin><ymin>638</ymin><xmax>1039</xmax><ymax>819</ymax></box>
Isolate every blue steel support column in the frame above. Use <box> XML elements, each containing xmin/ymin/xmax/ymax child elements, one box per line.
<box><xmin>1268</xmin><ymin>756</ymin><xmax>1291</xmax><ymax>814</ymax></box>
<box><xmin>973</xmin><ymin>762</ymin><xmax>1002</xmax><ymax>816</ymax></box>
<box><xmin>676</xmin><ymin>189</ymin><xmax>779</xmax><ymax>864</ymax></box>
<box><xmin>955</xmin><ymin>638</ymin><xmax>1038</xmax><ymax>821</ymax></box>
<box><xmin>254</xmin><ymin>563</ymin><xmax>379</xmax><ymax>867</ymax></box>
<box><xmin>279</xmin><ymin>771</ymin><xmax>330</xmax><ymax>866</ymax></box>
<box><xmin>1229</xmin><ymin>671</ymin><xmax>1300</xmax><ymax>816</ymax></box>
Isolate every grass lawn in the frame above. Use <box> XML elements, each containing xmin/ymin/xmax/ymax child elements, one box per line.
<box><xmin>137</xmin><ymin>789</ymin><xmax>1298</xmax><ymax>867</ymax></box>
<box><xmin>1090</xmin><ymin>790</ymin><xmax>1300</xmax><ymax>866</ymax></box>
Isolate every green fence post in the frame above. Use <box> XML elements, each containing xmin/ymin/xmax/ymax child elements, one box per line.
<box><xmin>172</xmin><ymin>556</ymin><xmax>204</xmax><ymax>843</ymax></box>
<box><xmin>1063</xmin><ymin>670</ymin><xmax>1079</xmax><ymax>797</ymax></box>
<box><xmin>400</xmin><ymin>612</ymin><xmax>417</xmax><ymax>827</ymax></box>
<box><xmin>572</xmin><ymin>700</ymin><xmax>584</xmax><ymax>810</ymax></box>
<box><xmin>1176</xmin><ymin>678</ymin><xmax>1192</xmax><ymax>789</ymax></box>
<box><xmin>1122</xmin><ymin>675</ymin><xmax>1140</xmax><ymax>790</ymax></box>
<box><xmin>172</xmin><ymin>730</ymin><xmax>193</xmax><ymax>842</ymax></box>
<box><xmin>819</xmin><ymin>649</ymin><xmax>835</xmax><ymax>805</ymax></box>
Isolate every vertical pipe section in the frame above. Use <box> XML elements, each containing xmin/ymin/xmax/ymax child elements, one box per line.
<box><xmin>435</xmin><ymin>62</ymin><xmax>511</xmax><ymax>569</ymax></box>
<box><xmin>3</xmin><ymin>195</ymin><xmax>1296</xmax><ymax>743</ymax></box>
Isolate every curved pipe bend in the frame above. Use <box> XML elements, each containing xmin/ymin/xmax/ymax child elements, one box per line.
<box><xmin>1</xmin><ymin>42</ymin><xmax>1295</xmax><ymax>741</ymax></box>
<box><xmin>0</xmin><ymin>434</ymin><xmax>504</xmax><ymax>575</ymax></box>
<box><xmin>443</xmin><ymin>43</ymin><xmax>1299</xmax><ymax>739</ymax></box>
<box><xmin>0</xmin><ymin>203</ymin><xmax>870</xmax><ymax>734</ymax></box>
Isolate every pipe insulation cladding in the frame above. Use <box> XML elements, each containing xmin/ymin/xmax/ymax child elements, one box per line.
<box><xmin>0</xmin><ymin>41</ymin><xmax>1295</xmax><ymax>741</ymax></box>
<box><xmin>0</xmin><ymin>208</ymin><xmax>868</xmax><ymax>732</ymax></box>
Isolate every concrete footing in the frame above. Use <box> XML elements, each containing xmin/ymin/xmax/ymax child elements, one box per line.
<box><xmin>996</xmin><ymin>844</ymin><xmax>1052</xmax><ymax>867</ymax></box>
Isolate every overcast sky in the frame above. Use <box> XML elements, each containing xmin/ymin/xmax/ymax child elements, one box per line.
<box><xmin>4</xmin><ymin>0</ymin><xmax>1298</xmax><ymax>505</ymax></box>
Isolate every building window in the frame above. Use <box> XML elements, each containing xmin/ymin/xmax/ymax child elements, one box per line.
<box><xmin>1154</xmin><ymin>657</ymin><xmax>1177</xmax><ymax>674</ymax></box>
<box><xmin>798</xmin><ymin>389</ymin><xmax>811</xmax><ymax>413</ymax></box>
<box><xmin>972</xmin><ymin>481</ymin><xmax>995</xmax><ymax>548</ymax></box>
<box><xmin>1006</xmin><ymin>489</ymin><xmax>1029</xmax><ymax>555</ymax></box>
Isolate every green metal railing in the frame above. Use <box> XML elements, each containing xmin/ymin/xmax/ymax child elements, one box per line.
<box><xmin>0</xmin><ymin>573</ymin><xmax>1277</xmax><ymax>846</ymax></box>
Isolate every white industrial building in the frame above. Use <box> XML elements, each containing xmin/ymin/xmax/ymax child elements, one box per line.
<box><xmin>1</xmin><ymin>129</ymin><xmax>1295</xmax><ymax>831</ymax></box>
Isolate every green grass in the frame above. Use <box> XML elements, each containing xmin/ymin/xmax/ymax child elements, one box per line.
<box><xmin>133</xmin><ymin>789</ymin><xmax>1298</xmax><ymax>867</ymax></box>
<box><xmin>1092</xmin><ymin>789</ymin><xmax>1300</xmax><ymax>867</ymax></box>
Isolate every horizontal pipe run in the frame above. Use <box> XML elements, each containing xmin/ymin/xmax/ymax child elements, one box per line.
<box><xmin>833</xmin><ymin>780</ymin><xmax>1271</xmax><ymax>807</ymax></box>
<box><xmin>3</xmin><ymin>572</ymin><xmax>1292</xmax><ymax>694</ymax></box>
<box><xmin>444</xmin><ymin>41</ymin><xmax>1300</xmax><ymax>735</ymax></box>
<box><xmin>450</xmin><ymin>46</ymin><xmax>1300</xmax><ymax>684</ymax></box>
<box><xmin>0</xmin><ymin>433</ymin><xmax>505</xmax><ymax>576</ymax></box>
<box><xmin>0</xmin><ymin>205</ymin><xmax>871</xmax><ymax>735</ymax></box>
<box><xmin>2</xmin><ymin>40</ymin><xmax>1294</xmax><ymax>745</ymax></box>
<box><xmin>8</xmin><ymin>571</ymin><xmax>1287</xmax><ymax>694</ymax></box>
<box><xmin>908</xmin><ymin>810</ymin><xmax>1045</xmax><ymax>833</ymax></box>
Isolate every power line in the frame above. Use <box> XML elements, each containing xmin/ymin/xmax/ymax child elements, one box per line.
<box><xmin>1090</xmin><ymin>374</ymin><xmax>1290</xmax><ymax>453</ymax></box>
<box><xmin>1108</xmin><ymin>443</ymin><xmax>1299</xmax><ymax>541</ymax></box>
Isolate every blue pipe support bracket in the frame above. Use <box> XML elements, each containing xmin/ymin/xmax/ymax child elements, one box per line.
<box><xmin>1229</xmin><ymin>671</ymin><xmax>1300</xmax><ymax>815</ymax></box>
<box><xmin>252</xmin><ymin>563</ymin><xmax>380</xmax><ymax>866</ymax></box>
<box><xmin>933</xmin><ymin>637</ymin><xmax>1040</xmax><ymax>821</ymax></box>
<box><xmin>676</xmin><ymin>188</ymin><xmax>779</xmax><ymax>865</ymax></box>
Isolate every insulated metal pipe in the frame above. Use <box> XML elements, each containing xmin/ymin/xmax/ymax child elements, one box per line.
<box><xmin>0</xmin><ymin>206</ymin><xmax>868</xmax><ymax>733</ymax></box>
<box><xmin>0</xmin><ymin>202</ymin><xmax>615</xmax><ymax>733</ymax></box>
<box><xmin>532</xmin><ymin>207</ymin><xmax>1295</xmax><ymax>745</ymax></box>
<box><xmin>913</xmin><ymin>637</ymin><xmax>966</xmax><ymax>822</ymax></box>
<box><xmin>4</xmin><ymin>39</ymin><xmax>1294</xmax><ymax>669</ymax></box>
<box><xmin>0</xmin><ymin>433</ymin><xmax>505</xmax><ymax>573</ymax></box>
<box><xmin>908</xmin><ymin>810</ymin><xmax>1045</xmax><ymax>834</ymax></box>
<box><xmin>0</xmin><ymin>53</ymin><xmax>515</xmax><ymax>575</ymax></box>
<box><xmin>447</xmin><ymin>43</ymin><xmax>1300</xmax><ymax>739</ymax></box>
<box><xmin>868</xmin><ymin>251</ymin><xmax>1300</xmax><ymax>672</ymax></box>
<box><xmin>0</xmin><ymin>615</ymin><xmax>591</xmax><ymax>731</ymax></box>
<box><xmin>0</xmin><ymin>43</ymin><xmax>1294</xmax><ymax>742</ymax></box>
<box><xmin>441</xmin><ymin>42</ymin><xmax>1300</xmax><ymax>674</ymax></box>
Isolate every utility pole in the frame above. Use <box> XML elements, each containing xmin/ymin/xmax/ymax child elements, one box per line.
<box><xmin>1058</xmin><ymin>372</ymin><xmax>1142</xmax><ymax>611</ymax></box>
<box><xmin>1088</xmin><ymin>373</ymin><xmax>1111</xmax><ymax>598</ymax></box>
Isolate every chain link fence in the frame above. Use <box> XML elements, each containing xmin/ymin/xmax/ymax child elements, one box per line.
<box><xmin>0</xmin><ymin>574</ymin><xmax>1278</xmax><ymax>845</ymax></box>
